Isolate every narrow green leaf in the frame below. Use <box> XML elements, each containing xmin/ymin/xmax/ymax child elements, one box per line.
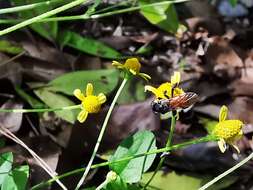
<box><xmin>34</xmin><ymin>89</ymin><xmax>78</xmax><ymax>124</ymax></box>
<box><xmin>12</xmin><ymin>0</ymin><xmax>58</xmax><ymax>41</ymax></box>
<box><xmin>0</xmin><ymin>40</ymin><xmax>23</xmax><ymax>54</ymax></box>
<box><xmin>1</xmin><ymin>165</ymin><xmax>29</xmax><ymax>190</ymax></box>
<box><xmin>135</xmin><ymin>45</ymin><xmax>153</xmax><ymax>55</ymax></box>
<box><xmin>139</xmin><ymin>0</ymin><xmax>179</xmax><ymax>33</ymax></box>
<box><xmin>109</xmin><ymin>130</ymin><xmax>157</xmax><ymax>183</ymax></box>
<box><xmin>83</xmin><ymin>188</ymin><xmax>96</xmax><ymax>190</ymax></box>
<box><xmin>0</xmin><ymin>152</ymin><xmax>13</xmax><ymax>185</ymax></box>
<box><xmin>58</xmin><ymin>31</ymin><xmax>122</xmax><ymax>59</ymax></box>
<box><xmin>15</xmin><ymin>86</ymin><xmax>45</xmax><ymax>109</ymax></box>
<box><xmin>47</xmin><ymin>69</ymin><xmax>119</xmax><ymax>96</ymax></box>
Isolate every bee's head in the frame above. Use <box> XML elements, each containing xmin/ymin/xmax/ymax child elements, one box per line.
<box><xmin>151</xmin><ymin>99</ymin><xmax>171</xmax><ymax>114</ymax></box>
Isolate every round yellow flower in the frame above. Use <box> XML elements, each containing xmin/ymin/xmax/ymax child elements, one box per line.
<box><xmin>112</xmin><ymin>58</ymin><xmax>151</xmax><ymax>81</ymax></box>
<box><xmin>212</xmin><ymin>105</ymin><xmax>243</xmax><ymax>153</ymax></box>
<box><xmin>145</xmin><ymin>72</ymin><xmax>184</xmax><ymax>99</ymax></box>
<box><xmin>73</xmin><ymin>83</ymin><xmax>106</xmax><ymax>123</ymax></box>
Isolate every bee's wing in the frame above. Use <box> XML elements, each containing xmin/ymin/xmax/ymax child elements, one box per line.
<box><xmin>170</xmin><ymin>92</ymin><xmax>198</xmax><ymax>109</ymax></box>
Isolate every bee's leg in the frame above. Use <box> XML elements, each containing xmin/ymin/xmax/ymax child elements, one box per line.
<box><xmin>175</xmin><ymin>110</ymin><xmax>180</xmax><ymax>120</ymax></box>
<box><xmin>164</xmin><ymin>90</ymin><xmax>170</xmax><ymax>99</ymax></box>
<box><xmin>171</xmin><ymin>83</ymin><xmax>178</xmax><ymax>98</ymax></box>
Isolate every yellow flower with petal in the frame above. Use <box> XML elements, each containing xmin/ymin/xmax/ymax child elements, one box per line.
<box><xmin>73</xmin><ymin>83</ymin><xmax>106</xmax><ymax>123</ymax></box>
<box><xmin>112</xmin><ymin>58</ymin><xmax>151</xmax><ymax>81</ymax></box>
<box><xmin>212</xmin><ymin>105</ymin><xmax>244</xmax><ymax>153</ymax></box>
<box><xmin>145</xmin><ymin>71</ymin><xmax>184</xmax><ymax>99</ymax></box>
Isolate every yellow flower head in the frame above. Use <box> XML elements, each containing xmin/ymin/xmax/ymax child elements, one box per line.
<box><xmin>145</xmin><ymin>72</ymin><xmax>184</xmax><ymax>99</ymax></box>
<box><xmin>212</xmin><ymin>105</ymin><xmax>243</xmax><ymax>153</ymax></box>
<box><xmin>112</xmin><ymin>58</ymin><xmax>151</xmax><ymax>81</ymax></box>
<box><xmin>73</xmin><ymin>83</ymin><xmax>106</xmax><ymax>123</ymax></box>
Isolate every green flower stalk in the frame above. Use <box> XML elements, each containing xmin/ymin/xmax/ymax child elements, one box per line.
<box><xmin>0</xmin><ymin>105</ymin><xmax>81</xmax><ymax>113</ymax></box>
<box><xmin>143</xmin><ymin>71</ymin><xmax>184</xmax><ymax>189</ymax></box>
<box><xmin>74</xmin><ymin>58</ymin><xmax>151</xmax><ymax>190</ymax></box>
<box><xmin>96</xmin><ymin>171</ymin><xmax>118</xmax><ymax>190</ymax></box>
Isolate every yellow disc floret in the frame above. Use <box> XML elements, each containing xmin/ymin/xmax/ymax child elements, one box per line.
<box><xmin>212</xmin><ymin>105</ymin><xmax>244</xmax><ymax>153</ymax></box>
<box><xmin>213</xmin><ymin>120</ymin><xmax>243</xmax><ymax>140</ymax></box>
<box><xmin>82</xmin><ymin>96</ymin><xmax>101</xmax><ymax>113</ymax></box>
<box><xmin>73</xmin><ymin>83</ymin><xmax>106</xmax><ymax>123</ymax></box>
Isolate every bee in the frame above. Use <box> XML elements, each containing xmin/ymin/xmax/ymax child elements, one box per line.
<box><xmin>151</xmin><ymin>92</ymin><xmax>198</xmax><ymax>114</ymax></box>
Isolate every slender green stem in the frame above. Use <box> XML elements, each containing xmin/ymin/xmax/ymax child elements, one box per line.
<box><xmin>74</xmin><ymin>78</ymin><xmax>128</xmax><ymax>190</ymax></box>
<box><xmin>90</xmin><ymin>0</ymin><xmax>189</xmax><ymax>19</ymax></box>
<box><xmin>48</xmin><ymin>0</ymin><xmax>189</xmax><ymax>22</ymax></box>
<box><xmin>166</xmin><ymin>114</ymin><xmax>176</xmax><ymax>147</ymax></box>
<box><xmin>31</xmin><ymin>135</ymin><xmax>217</xmax><ymax>190</ymax></box>
<box><xmin>91</xmin><ymin>0</ymin><xmax>131</xmax><ymax>15</ymax></box>
<box><xmin>0</xmin><ymin>104</ymin><xmax>81</xmax><ymax>113</ymax></box>
<box><xmin>0</xmin><ymin>19</ymin><xmax>20</xmax><ymax>24</ymax></box>
<box><xmin>0</xmin><ymin>0</ymin><xmax>88</xmax><ymax>36</ymax></box>
<box><xmin>199</xmin><ymin>152</ymin><xmax>253</xmax><ymax>190</ymax></box>
<box><xmin>143</xmin><ymin>113</ymin><xmax>176</xmax><ymax>189</ymax></box>
<box><xmin>0</xmin><ymin>0</ymin><xmax>64</xmax><ymax>15</ymax></box>
<box><xmin>0</xmin><ymin>0</ymin><xmax>190</xmax><ymax>24</ymax></box>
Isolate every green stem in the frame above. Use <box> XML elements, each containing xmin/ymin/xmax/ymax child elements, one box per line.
<box><xmin>0</xmin><ymin>0</ymin><xmax>88</xmax><ymax>36</ymax></box>
<box><xmin>90</xmin><ymin>0</ymin><xmax>189</xmax><ymax>19</ymax></box>
<box><xmin>91</xmin><ymin>0</ymin><xmax>131</xmax><ymax>15</ymax></box>
<box><xmin>0</xmin><ymin>0</ymin><xmax>64</xmax><ymax>14</ymax></box>
<box><xmin>0</xmin><ymin>104</ymin><xmax>81</xmax><ymax>113</ymax></box>
<box><xmin>31</xmin><ymin>135</ymin><xmax>217</xmax><ymax>190</ymax></box>
<box><xmin>74</xmin><ymin>78</ymin><xmax>128</xmax><ymax>190</ymax></box>
<box><xmin>199</xmin><ymin>151</ymin><xmax>253</xmax><ymax>190</ymax></box>
<box><xmin>0</xmin><ymin>0</ymin><xmax>190</xmax><ymax>24</ymax></box>
<box><xmin>143</xmin><ymin>113</ymin><xmax>176</xmax><ymax>189</ymax></box>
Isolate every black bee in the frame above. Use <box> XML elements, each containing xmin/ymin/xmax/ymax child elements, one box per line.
<box><xmin>151</xmin><ymin>92</ymin><xmax>198</xmax><ymax>114</ymax></box>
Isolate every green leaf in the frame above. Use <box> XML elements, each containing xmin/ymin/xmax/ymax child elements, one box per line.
<box><xmin>58</xmin><ymin>31</ymin><xmax>122</xmax><ymax>59</ymax></box>
<box><xmin>109</xmin><ymin>130</ymin><xmax>157</xmax><ymax>183</ymax></box>
<box><xmin>117</xmin><ymin>79</ymin><xmax>146</xmax><ymax>104</ymax></box>
<box><xmin>1</xmin><ymin>165</ymin><xmax>29</xmax><ymax>190</ymax></box>
<box><xmin>12</xmin><ymin>0</ymin><xmax>58</xmax><ymax>41</ymax></box>
<box><xmin>0</xmin><ymin>152</ymin><xmax>13</xmax><ymax>185</ymax></box>
<box><xmin>229</xmin><ymin>0</ymin><xmax>238</xmax><ymax>7</ymax></box>
<box><xmin>135</xmin><ymin>45</ymin><xmax>153</xmax><ymax>55</ymax></box>
<box><xmin>0</xmin><ymin>40</ymin><xmax>23</xmax><ymax>54</ymax></box>
<box><xmin>142</xmin><ymin>171</ymin><xmax>237</xmax><ymax>190</ymax></box>
<box><xmin>34</xmin><ymin>89</ymin><xmax>78</xmax><ymax>124</ymax></box>
<box><xmin>47</xmin><ymin>69</ymin><xmax>119</xmax><ymax>96</ymax></box>
<box><xmin>83</xmin><ymin>188</ymin><xmax>96</xmax><ymax>190</ymax></box>
<box><xmin>139</xmin><ymin>0</ymin><xmax>179</xmax><ymax>33</ymax></box>
<box><xmin>15</xmin><ymin>86</ymin><xmax>45</xmax><ymax>109</ymax></box>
